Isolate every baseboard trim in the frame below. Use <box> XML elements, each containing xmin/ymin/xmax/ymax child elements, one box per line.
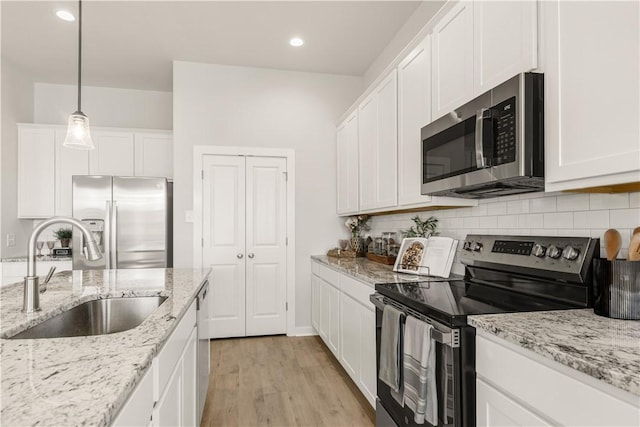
<box><xmin>291</xmin><ymin>326</ymin><xmax>318</xmax><ymax>336</ymax></box>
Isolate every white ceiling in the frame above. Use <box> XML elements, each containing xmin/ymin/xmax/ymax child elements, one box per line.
<box><xmin>2</xmin><ymin>0</ymin><xmax>428</xmax><ymax>92</ymax></box>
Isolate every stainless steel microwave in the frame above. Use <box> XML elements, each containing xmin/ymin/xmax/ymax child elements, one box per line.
<box><xmin>421</xmin><ymin>73</ymin><xmax>544</xmax><ymax>199</ymax></box>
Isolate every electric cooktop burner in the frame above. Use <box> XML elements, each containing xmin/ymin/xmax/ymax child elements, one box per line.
<box><xmin>375</xmin><ymin>234</ymin><xmax>600</xmax><ymax>327</ymax></box>
<box><xmin>375</xmin><ymin>280</ymin><xmax>575</xmax><ymax>327</ymax></box>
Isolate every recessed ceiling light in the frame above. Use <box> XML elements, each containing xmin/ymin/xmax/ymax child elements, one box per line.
<box><xmin>56</xmin><ymin>10</ymin><xmax>76</xmax><ymax>21</ymax></box>
<box><xmin>289</xmin><ymin>37</ymin><xmax>304</xmax><ymax>47</ymax></box>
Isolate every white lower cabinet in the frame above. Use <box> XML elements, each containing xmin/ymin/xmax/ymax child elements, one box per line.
<box><xmin>477</xmin><ymin>379</ymin><xmax>550</xmax><ymax>427</ymax></box>
<box><xmin>311</xmin><ymin>260</ymin><xmax>376</xmax><ymax>408</ymax></box>
<box><xmin>112</xmin><ymin>300</ymin><xmax>201</xmax><ymax>427</ymax></box>
<box><xmin>476</xmin><ymin>331</ymin><xmax>640</xmax><ymax>427</ymax></box>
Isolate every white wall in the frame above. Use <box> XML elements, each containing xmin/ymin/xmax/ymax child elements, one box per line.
<box><xmin>173</xmin><ymin>61</ymin><xmax>362</xmax><ymax>330</ymax></box>
<box><xmin>1</xmin><ymin>60</ymin><xmax>35</xmax><ymax>258</ymax></box>
<box><xmin>34</xmin><ymin>83</ymin><xmax>172</xmax><ymax>130</ymax></box>
<box><xmin>370</xmin><ymin>191</ymin><xmax>640</xmax><ymax>276</ymax></box>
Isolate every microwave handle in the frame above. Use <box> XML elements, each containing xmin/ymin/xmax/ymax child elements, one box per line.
<box><xmin>475</xmin><ymin>108</ymin><xmax>494</xmax><ymax>168</ymax></box>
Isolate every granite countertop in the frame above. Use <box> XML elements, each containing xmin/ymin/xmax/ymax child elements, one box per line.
<box><xmin>2</xmin><ymin>256</ymin><xmax>72</xmax><ymax>262</ymax></box>
<box><xmin>0</xmin><ymin>267</ymin><xmax>210</xmax><ymax>426</ymax></box>
<box><xmin>311</xmin><ymin>255</ymin><xmax>462</xmax><ymax>285</ymax></box>
<box><xmin>469</xmin><ymin>310</ymin><xmax>640</xmax><ymax>397</ymax></box>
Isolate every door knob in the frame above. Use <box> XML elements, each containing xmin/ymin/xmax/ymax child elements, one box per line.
<box><xmin>237</xmin><ymin>253</ymin><xmax>244</xmax><ymax>259</ymax></box>
<box><xmin>248</xmin><ymin>253</ymin><xmax>255</xmax><ymax>259</ymax></box>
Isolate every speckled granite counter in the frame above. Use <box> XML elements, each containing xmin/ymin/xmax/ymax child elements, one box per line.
<box><xmin>311</xmin><ymin>255</ymin><xmax>462</xmax><ymax>285</ymax></box>
<box><xmin>0</xmin><ymin>267</ymin><xmax>210</xmax><ymax>426</ymax></box>
<box><xmin>469</xmin><ymin>310</ymin><xmax>640</xmax><ymax>397</ymax></box>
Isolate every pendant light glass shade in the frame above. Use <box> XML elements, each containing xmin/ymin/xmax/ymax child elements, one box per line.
<box><xmin>63</xmin><ymin>0</ymin><xmax>93</xmax><ymax>150</ymax></box>
<box><xmin>63</xmin><ymin>111</ymin><xmax>94</xmax><ymax>149</ymax></box>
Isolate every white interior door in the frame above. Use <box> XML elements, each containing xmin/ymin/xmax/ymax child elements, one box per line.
<box><xmin>202</xmin><ymin>155</ymin><xmax>246</xmax><ymax>338</ymax></box>
<box><xmin>245</xmin><ymin>156</ymin><xmax>287</xmax><ymax>336</ymax></box>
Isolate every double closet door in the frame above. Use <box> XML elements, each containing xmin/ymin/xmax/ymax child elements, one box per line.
<box><xmin>202</xmin><ymin>155</ymin><xmax>287</xmax><ymax>339</ymax></box>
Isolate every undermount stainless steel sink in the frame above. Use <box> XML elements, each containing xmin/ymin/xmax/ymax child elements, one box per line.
<box><xmin>9</xmin><ymin>296</ymin><xmax>168</xmax><ymax>339</ymax></box>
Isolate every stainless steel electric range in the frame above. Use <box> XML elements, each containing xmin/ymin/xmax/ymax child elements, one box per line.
<box><xmin>371</xmin><ymin>234</ymin><xmax>600</xmax><ymax>427</ymax></box>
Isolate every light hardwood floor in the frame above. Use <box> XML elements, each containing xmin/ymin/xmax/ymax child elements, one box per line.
<box><xmin>200</xmin><ymin>335</ymin><xmax>375</xmax><ymax>427</ymax></box>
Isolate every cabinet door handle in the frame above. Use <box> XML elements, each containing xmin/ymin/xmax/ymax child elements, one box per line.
<box><xmin>237</xmin><ymin>253</ymin><xmax>244</xmax><ymax>259</ymax></box>
<box><xmin>248</xmin><ymin>253</ymin><xmax>255</xmax><ymax>259</ymax></box>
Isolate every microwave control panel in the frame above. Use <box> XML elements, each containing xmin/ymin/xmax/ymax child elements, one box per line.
<box><xmin>492</xmin><ymin>96</ymin><xmax>516</xmax><ymax>166</ymax></box>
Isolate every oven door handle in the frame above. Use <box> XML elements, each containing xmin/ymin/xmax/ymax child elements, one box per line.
<box><xmin>370</xmin><ymin>294</ymin><xmax>460</xmax><ymax>348</ymax></box>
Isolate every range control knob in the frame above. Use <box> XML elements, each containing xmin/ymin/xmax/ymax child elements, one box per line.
<box><xmin>463</xmin><ymin>240</ymin><xmax>473</xmax><ymax>251</ymax></box>
<box><xmin>562</xmin><ymin>245</ymin><xmax>580</xmax><ymax>261</ymax></box>
<box><xmin>470</xmin><ymin>241</ymin><xmax>483</xmax><ymax>252</ymax></box>
<box><xmin>531</xmin><ymin>243</ymin><xmax>546</xmax><ymax>258</ymax></box>
<box><xmin>547</xmin><ymin>245</ymin><xmax>562</xmax><ymax>259</ymax></box>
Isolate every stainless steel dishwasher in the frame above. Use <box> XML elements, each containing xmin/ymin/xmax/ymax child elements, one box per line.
<box><xmin>196</xmin><ymin>281</ymin><xmax>210</xmax><ymax>425</ymax></box>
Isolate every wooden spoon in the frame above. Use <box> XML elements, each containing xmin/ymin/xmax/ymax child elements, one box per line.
<box><xmin>603</xmin><ymin>229</ymin><xmax>622</xmax><ymax>261</ymax></box>
<box><xmin>628</xmin><ymin>233</ymin><xmax>640</xmax><ymax>261</ymax></box>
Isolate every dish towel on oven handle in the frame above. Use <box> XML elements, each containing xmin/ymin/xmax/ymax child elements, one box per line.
<box><xmin>403</xmin><ymin>315</ymin><xmax>437</xmax><ymax>425</ymax></box>
<box><xmin>379</xmin><ymin>304</ymin><xmax>405</xmax><ymax>403</ymax></box>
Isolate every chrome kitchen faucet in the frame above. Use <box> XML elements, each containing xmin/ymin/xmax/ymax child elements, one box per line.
<box><xmin>23</xmin><ymin>216</ymin><xmax>102</xmax><ymax>313</ymax></box>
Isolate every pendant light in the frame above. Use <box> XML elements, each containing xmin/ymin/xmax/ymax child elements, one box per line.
<box><xmin>63</xmin><ymin>0</ymin><xmax>93</xmax><ymax>150</ymax></box>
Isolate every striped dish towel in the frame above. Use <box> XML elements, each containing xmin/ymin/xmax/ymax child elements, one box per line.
<box><xmin>402</xmin><ymin>316</ymin><xmax>437</xmax><ymax>425</ymax></box>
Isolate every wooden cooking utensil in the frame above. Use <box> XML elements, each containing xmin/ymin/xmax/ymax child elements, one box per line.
<box><xmin>628</xmin><ymin>233</ymin><xmax>640</xmax><ymax>261</ymax></box>
<box><xmin>603</xmin><ymin>229</ymin><xmax>622</xmax><ymax>261</ymax></box>
<box><xmin>632</xmin><ymin>226</ymin><xmax>640</xmax><ymax>237</ymax></box>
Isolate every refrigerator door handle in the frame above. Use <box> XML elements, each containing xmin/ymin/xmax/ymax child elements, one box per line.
<box><xmin>111</xmin><ymin>201</ymin><xmax>118</xmax><ymax>269</ymax></box>
<box><xmin>104</xmin><ymin>201</ymin><xmax>112</xmax><ymax>269</ymax></box>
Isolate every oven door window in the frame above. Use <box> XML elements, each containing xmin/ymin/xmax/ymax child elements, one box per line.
<box><xmin>422</xmin><ymin>116</ymin><xmax>477</xmax><ymax>184</ymax></box>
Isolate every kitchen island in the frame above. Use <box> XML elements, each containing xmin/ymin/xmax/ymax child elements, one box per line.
<box><xmin>0</xmin><ymin>267</ymin><xmax>210</xmax><ymax>426</ymax></box>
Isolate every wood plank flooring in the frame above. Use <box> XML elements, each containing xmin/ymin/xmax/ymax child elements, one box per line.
<box><xmin>200</xmin><ymin>335</ymin><xmax>375</xmax><ymax>427</ymax></box>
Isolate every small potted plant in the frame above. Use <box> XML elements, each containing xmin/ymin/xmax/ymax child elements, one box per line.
<box><xmin>401</xmin><ymin>215</ymin><xmax>439</xmax><ymax>238</ymax></box>
<box><xmin>345</xmin><ymin>215</ymin><xmax>371</xmax><ymax>255</ymax></box>
<box><xmin>54</xmin><ymin>227</ymin><xmax>72</xmax><ymax>248</ymax></box>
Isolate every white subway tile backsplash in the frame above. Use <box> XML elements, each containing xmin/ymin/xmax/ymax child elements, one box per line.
<box><xmin>478</xmin><ymin>216</ymin><xmax>498</xmax><ymax>228</ymax></box>
<box><xmin>497</xmin><ymin>215</ymin><xmax>518</xmax><ymax>229</ymax></box>
<box><xmin>487</xmin><ymin>202</ymin><xmax>507</xmax><ymax>215</ymax></box>
<box><xmin>367</xmin><ymin>192</ymin><xmax>638</xmax><ymax>271</ymax></box>
<box><xmin>573</xmin><ymin>210</ymin><xmax>609</xmax><ymax>229</ymax></box>
<box><xmin>557</xmin><ymin>194</ymin><xmax>590</xmax><ymax>212</ymax></box>
<box><xmin>536</xmin><ymin>229</ymin><xmax>559</xmax><ymax>236</ymax></box>
<box><xmin>470</xmin><ymin>204</ymin><xmax>488</xmax><ymax>217</ymax></box>
<box><xmin>507</xmin><ymin>200</ymin><xmax>530</xmax><ymax>214</ymax></box>
<box><xmin>543</xmin><ymin>212</ymin><xmax>573</xmax><ymax>229</ymax></box>
<box><xmin>562</xmin><ymin>229</ymin><xmax>591</xmax><ymax>237</ymax></box>
<box><xmin>610</xmin><ymin>208</ymin><xmax>640</xmax><ymax>228</ymax></box>
<box><xmin>589</xmin><ymin>193</ymin><xmax>629</xmax><ymax>210</ymax></box>
<box><xmin>463</xmin><ymin>217</ymin><xmax>480</xmax><ymax>228</ymax></box>
<box><xmin>530</xmin><ymin>197</ymin><xmax>557</xmax><ymax>213</ymax></box>
<box><xmin>518</xmin><ymin>213</ymin><xmax>544</xmax><ymax>228</ymax></box>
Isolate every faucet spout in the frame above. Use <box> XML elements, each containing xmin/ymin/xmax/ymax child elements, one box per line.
<box><xmin>23</xmin><ymin>216</ymin><xmax>103</xmax><ymax>313</ymax></box>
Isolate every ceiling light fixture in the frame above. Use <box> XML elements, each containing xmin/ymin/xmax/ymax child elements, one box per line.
<box><xmin>63</xmin><ymin>0</ymin><xmax>93</xmax><ymax>150</ymax></box>
<box><xmin>289</xmin><ymin>37</ymin><xmax>304</xmax><ymax>47</ymax></box>
<box><xmin>56</xmin><ymin>10</ymin><xmax>75</xmax><ymax>21</ymax></box>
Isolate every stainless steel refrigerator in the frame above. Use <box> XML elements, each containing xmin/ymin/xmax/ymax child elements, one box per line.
<box><xmin>72</xmin><ymin>176</ymin><xmax>173</xmax><ymax>270</ymax></box>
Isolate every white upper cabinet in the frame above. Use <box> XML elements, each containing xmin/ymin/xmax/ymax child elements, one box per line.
<box><xmin>473</xmin><ymin>0</ymin><xmax>537</xmax><ymax>94</ymax></box>
<box><xmin>432</xmin><ymin>1</ymin><xmax>474</xmax><ymax>120</ymax></box>
<box><xmin>397</xmin><ymin>36</ymin><xmax>433</xmax><ymax>206</ymax></box>
<box><xmin>90</xmin><ymin>130</ymin><xmax>135</xmax><ymax>176</ymax></box>
<box><xmin>55</xmin><ymin>129</ymin><xmax>89</xmax><ymax>216</ymax></box>
<box><xmin>336</xmin><ymin>112</ymin><xmax>359</xmax><ymax>215</ymax></box>
<box><xmin>543</xmin><ymin>0</ymin><xmax>640</xmax><ymax>191</ymax></box>
<box><xmin>358</xmin><ymin>70</ymin><xmax>398</xmax><ymax>211</ymax></box>
<box><xmin>134</xmin><ymin>132</ymin><xmax>173</xmax><ymax>179</ymax></box>
<box><xmin>16</xmin><ymin>124</ymin><xmax>172</xmax><ymax>218</ymax></box>
<box><xmin>17</xmin><ymin>125</ymin><xmax>55</xmax><ymax>218</ymax></box>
